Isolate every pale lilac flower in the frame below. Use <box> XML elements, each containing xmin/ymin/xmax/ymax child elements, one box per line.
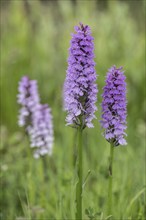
<box><xmin>17</xmin><ymin>76</ymin><xmax>54</xmax><ymax>157</ymax></box>
<box><xmin>17</xmin><ymin>76</ymin><xmax>40</xmax><ymax>127</ymax></box>
<box><xmin>64</xmin><ymin>23</ymin><xmax>98</xmax><ymax>129</ymax></box>
<box><xmin>100</xmin><ymin>66</ymin><xmax>127</xmax><ymax>146</ymax></box>
<box><xmin>28</xmin><ymin>104</ymin><xmax>54</xmax><ymax>158</ymax></box>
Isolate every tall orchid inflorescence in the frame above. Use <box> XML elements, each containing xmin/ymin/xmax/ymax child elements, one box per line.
<box><xmin>17</xmin><ymin>76</ymin><xmax>54</xmax><ymax>158</ymax></box>
<box><xmin>100</xmin><ymin>66</ymin><xmax>127</xmax><ymax>146</ymax></box>
<box><xmin>64</xmin><ymin>23</ymin><xmax>98</xmax><ymax>219</ymax></box>
<box><xmin>64</xmin><ymin>23</ymin><xmax>98</xmax><ymax>129</ymax></box>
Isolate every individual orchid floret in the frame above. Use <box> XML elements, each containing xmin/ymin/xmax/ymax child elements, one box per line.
<box><xmin>64</xmin><ymin>23</ymin><xmax>98</xmax><ymax>129</ymax></box>
<box><xmin>100</xmin><ymin>66</ymin><xmax>127</xmax><ymax>146</ymax></box>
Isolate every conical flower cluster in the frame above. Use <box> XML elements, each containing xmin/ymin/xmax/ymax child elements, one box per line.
<box><xmin>18</xmin><ymin>76</ymin><xmax>54</xmax><ymax>157</ymax></box>
<box><xmin>100</xmin><ymin>66</ymin><xmax>127</xmax><ymax>146</ymax></box>
<box><xmin>64</xmin><ymin>23</ymin><xmax>98</xmax><ymax>129</ymax></box>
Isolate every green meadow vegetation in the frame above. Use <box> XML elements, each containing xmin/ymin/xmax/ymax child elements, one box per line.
<box><xmin>0</xmin><ymin>0</ymin><xmax>145</xmax><ymax>219</ymax></box>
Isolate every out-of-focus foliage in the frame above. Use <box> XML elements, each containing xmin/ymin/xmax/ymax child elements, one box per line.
<box><xmin>0</xmin><ymin>0</ymin><xmax>145</xmax><ymax>219</ymax></box>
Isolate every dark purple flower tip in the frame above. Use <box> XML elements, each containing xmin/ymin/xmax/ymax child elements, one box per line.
<box><xmin>64</xmin><ymin>23</ymin><xmax>98</xmax><ymax>129</ymax></box>
<box><xmin>74</xmin><ymin>23</ymin><xmax>91</xmax><ymax>34</ymax></box>
<box><xmin>100</xmin><ymin>65</ymin><xmax>127</xmax><ymax>146</ymax></box>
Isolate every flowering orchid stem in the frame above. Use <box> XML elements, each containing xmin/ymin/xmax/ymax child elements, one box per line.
<box><xmin>107</xmin><ymin>142</ymin><xmax>114</xmax><ymax>219</ymax></box>
<box><xmin>76</xmin><ymin>128</ymin><xmax>83</xmax><ymax>220</ymax></box>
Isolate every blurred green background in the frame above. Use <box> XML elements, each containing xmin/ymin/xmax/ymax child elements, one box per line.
<box><xmin>0</xmin><ymin>0</ymin><xmax>145</xmax><ymax>219</ymax></box>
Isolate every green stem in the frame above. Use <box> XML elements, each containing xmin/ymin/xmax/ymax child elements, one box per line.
<box><xmin>42</xmin><ymin>156</ymin><xmax>48</xmax><ymax>181</ymax></box>
<box><xmin>107</xmin><ymin>142</ymin><xmax>114</xmax><ymax>218</ymax></box>
<box><xmin>76</xmin><ymin>128</ymin><xmax>83</xmax><ymax>220</ymax></box>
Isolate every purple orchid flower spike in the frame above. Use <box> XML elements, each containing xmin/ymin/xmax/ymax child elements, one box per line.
<box><xmin>64</xmin><ymin>23</ymin><xmax>98</xmax><ymax>129</ymax></box>
<box><xmin>100</xmin><ymin>66</ymin><xmax>127</xmax><ymax>146</ymax></box>
<box><xmin>17</xmin><ymin>76</ymin><xmax>54</xmax><ymax>158</ymax></box>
